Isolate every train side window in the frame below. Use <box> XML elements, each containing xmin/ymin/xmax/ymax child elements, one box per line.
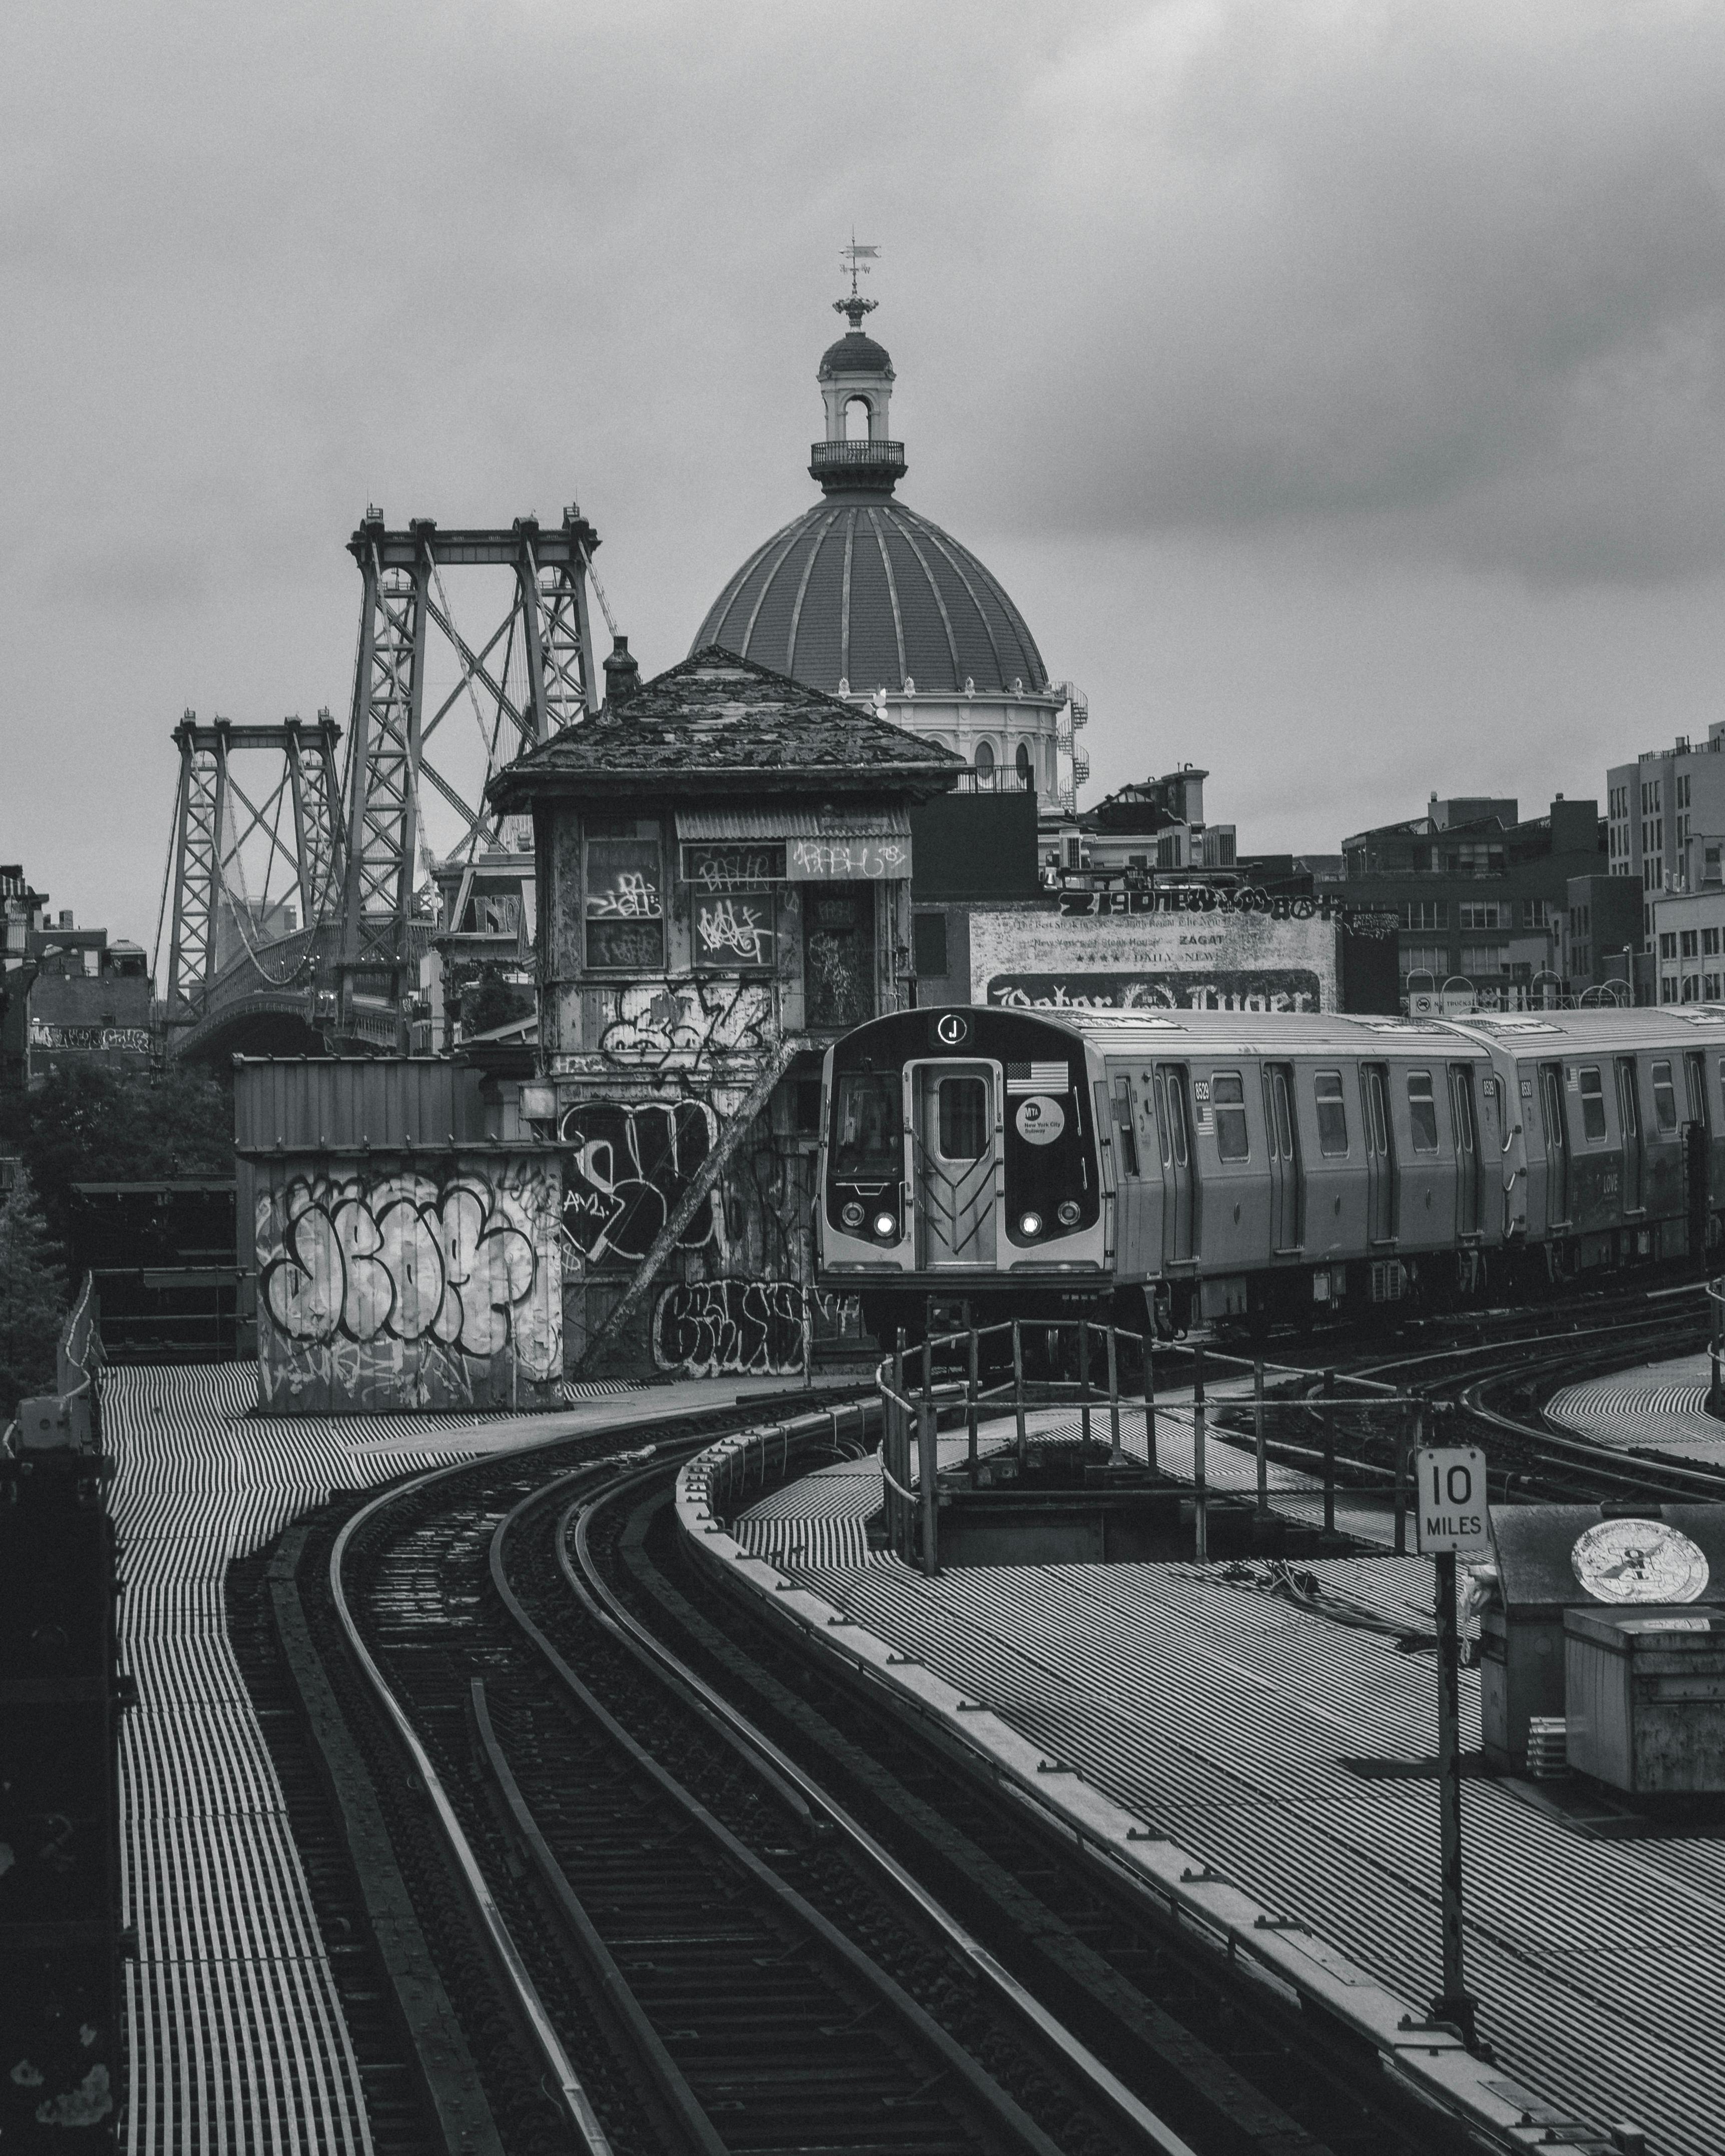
<box><xmin>937</xmin><ymin>1076</ymin><xmax>988</xmax><ymax>1159</ymax></box>
<box><xmin>1407</xmin><ymin>1071</ymin><xmax>1439</xmax><ymax>1153</ymax></box>
<box><xmin>1212</xmin><ymin>1072</ymin><xmax>1249</xmax><ymax>1161</ymax></box>
<box><xmin>1578</xmin><ymin>1066</ymin><xmax>1607</xmax><ymax>1142</ymax></box>
<box><xmin>1111</xmin><ymin>1076</ymin><xmax>1140</xmax><ymax>1175</ymax></box>
<box><xmin>1652</xmin><ymin>1060</ymin><xmax>1678</xmax><ymax>1134</ymax></box>
<box><xmin>1314</xmin><ymin>1070</ymin><xmax>1348</xmax><ymax>1156</ymax></box>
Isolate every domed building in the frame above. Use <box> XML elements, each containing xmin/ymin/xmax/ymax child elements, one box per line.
<box><xmin>692</xmin><ymin>291</ymin><xmax>1077</xmax><ymax>800</ymax></box>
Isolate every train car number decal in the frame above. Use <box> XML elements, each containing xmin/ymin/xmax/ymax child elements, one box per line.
<box><xmin>1015</xmin><ymin>1097</ymin><xmax>1066</xmax><ymax>1145</ymax></box>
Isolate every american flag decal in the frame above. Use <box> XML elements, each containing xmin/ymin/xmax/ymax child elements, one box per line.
<box><xmin>1006</xmin><ymin>1062</ymin><xmax>1069</xmax><ymax>1095</ymax></box>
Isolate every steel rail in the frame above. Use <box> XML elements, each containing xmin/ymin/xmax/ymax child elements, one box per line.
<box><xmin>551</xmin><ymin>1455</ymin><xmax>1204</xmax><ymax>2156</ymax></box>
<box><xmin>328</xmin><ymin>1460</ymin><xmax>615</xmax><ymax>2155</ymax></box>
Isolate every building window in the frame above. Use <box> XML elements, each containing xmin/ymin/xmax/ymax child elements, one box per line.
<box><xmin>1314</xmin><ymin>1071</ymin><xmax>1348</xmax><ymax>1156</ymax></box>
<box><xmin>1522</xmin><ymin>898</ymin><xmax>1550</xmax><ymax>928</ymax></box>
<box><xmin>1016</xmin><ymin>740</ymin><xmax>1033</xmax><ymax>785</ymax></box>
<box><xmin>1660</xmin><ymin>932</ymin><xmax>1678</xmax><ymax>959</ymax></box>
<box><xmin>1661</xmin><ymin>977</ymin><xmax>1678</xmax><ymax>1004</ymax></box>
<box><xmin>1400</xmin><ymin>944</ymin><xmax>1445</xmax><ymax>980</ymax></box>
<box><xmin>1705</xmin><ymin>928</ymin><xmax>1721</xmax><ymax>956</ymax></box>
<box><xmin>1682</xmin><ymin>930</ymin><xmax>1700</xmax><ymax>958</ymax></box>
<box><xmin>1707</xmin><ymin>973</ymin><xmax>1723</xmax><ymax>1000</ymax></box>
<box><xmin>1460</xmin><ymin>943</ymin><xmax>1508</xmax><ymax>976</ymax></box>
<box><xmin>584</xmin><ymin>822</ymin><xmax>665</xmax><ymax>971</ymax></box>
<box><xmin>1407</xmin><ymin>1072</ymin><xmax>1439</xmax><ymax>1153</ymax></box>
<box><xmin>1212</xmin><ymin>1073</ymin><xmax>1249</xmax><ymax>1161</ymax></box>
<box><xmin>912</xmin><ymin>911</ymin><xmax>949</xmax><ymax>980</ymax></box>
<box><xmin>973</xmin><ymin>739</ymin><xmax>996</xmax><ymax>777</ymax></box>
<box><xmin>1459</xmin><ymin>901</ymin><xmax>1505</xmax><ymax>930</ymax></box>
<box><xmin>1683</xmin><ymin>974</ymin><xmax>1701</xmax><ymax>1002</ymax></box>
<box><xmin>1399</xmin><ymin>900</ymin><xmax>1447</xmax><ymax>930</ymax></box>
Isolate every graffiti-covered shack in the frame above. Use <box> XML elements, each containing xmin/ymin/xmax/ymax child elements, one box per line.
<box><xmin>489</xmin><ymin>646</ymin><xmax>960</xmax><ymax>1379</ymax></box>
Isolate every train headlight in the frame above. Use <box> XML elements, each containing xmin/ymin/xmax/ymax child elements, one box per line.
<box><xmin>1056</xmin><ymin>1200</ymin><xmax>1081</xmax><ymax>1227</ymax></box>
<box><xmin>1019</xmin><ymin>1211</ymin><xmax>1043</xmax><ymax>1237</ymax></box>
<box><xmin>873</xmin><ymin>1212</ymin><xmax>899</xmax><ymax>1240</ymax></box>
<box><xmin>840</xmin><ymin>1201</ymin><xmax>865</xmax><ymax>1230</ymax></box>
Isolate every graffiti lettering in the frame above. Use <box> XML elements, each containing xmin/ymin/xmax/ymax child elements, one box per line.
<box><xmin>560</xmin><ymin>1099</ymin><xmax>719</xmax><ymax>1264</ymax></box>
<box><xmin>255</xmin><ymin>1159</ymin><xmax>562</xmax><ymax>1410</ymax></box>
<box><xmin>695</xmin><ymin>895</ymin><xmax>772</xmax><ymax>967</ymax></box>
<box><xmin>28</xmin><ymin>1023</ymin><xmax>152</xmax><ymax>1053</ymax></box>
<box><xmin>586</xmin><ymin>871</ymin><xmax>662</xmax><ymax>919</ymax></box>
<box><xmin>789</xmin><ymin>837</ymin><xmax>909</xmax><ymax>881</ymax></box>
<box><xmin>598</xmin><ymin>978</ymin><xmax>772</xmax><ymax>1069</ymax></box>
<box><xmin>653</xmin><ymin>1277</ymin><xmax>807</xmax><ymax>1378</ymax></box>
<box><xmin>681</xmin><ymin>842</ymin><xmax>786</xmax><ymax>889</ymax></box>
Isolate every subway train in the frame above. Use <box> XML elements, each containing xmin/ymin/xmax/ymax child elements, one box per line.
<box><xmin>815</xmin><ymin>1003</ymin><xmax>1725</xmax><ymax>1339</ymax></box>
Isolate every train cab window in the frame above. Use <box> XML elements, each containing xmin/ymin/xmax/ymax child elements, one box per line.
<box><xmin>1212</xmin><ymin>1072</ymin><xmax>1249</xmax><ymax>1161</ymax></box>
<box><xmin>832</xmin><ymin>1072</ymin><xmax>902</xmax><ymax>1180</ymax></box>
<box><xmin>1407</xmin><ymin>1071</ymin><xmax>1439</xmax><ymax>1153</ymax></box>
<box><xmin>1314</xmin><ymin>1070</ymin><xmax>1348</xmax><ymax>1156</ymax></box>
<box><xmin>937</xmin><ymin>1076</ymin><xmax>988</xmax><ymax>1160</ymax></box>
<box><xmin>1578</xmin><ymin>1066</ymin><xmax>1607</xmax><ymax>1141</ymax></box>
<box><xmin>1651</xmin><ymin>1060</ymin><xmax>1678</xmax><ymax>1134</ymax></box>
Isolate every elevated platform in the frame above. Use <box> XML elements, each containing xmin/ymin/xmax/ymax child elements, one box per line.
<box><xmin>1548</xmin><ymin>1347</ymin><xmax>1725</xmax><ymax>1464</ymax></box>
<box><xmin>716</xmin><ymin>1396</ymin><xmax>1719</xmax><ymax>2156</ymax></box>
<box><xmin>105</xmin><ymin>1362</ymin><xmax>818</xmax><ymax>2152</ymax></box>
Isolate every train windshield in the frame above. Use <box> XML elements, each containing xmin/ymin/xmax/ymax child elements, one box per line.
<box><xmin>832</xmin><ymin>1071</ymin><xmax>902</xmax><ymax>1181</ymax></box>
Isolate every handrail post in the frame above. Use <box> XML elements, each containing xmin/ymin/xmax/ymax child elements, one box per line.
<box><xmin>1012</xmin><ymin>1319</ymin><xmax>1027</xmax><ymax>1469</ymax></box>
<box><xmin>918</xmin><ymin>1399</ymin><xmax>940</xmax><ymax>1575</ymax></box>
<box><xmin>1323</xmin><ymin>1367</ymin><xmax>1337</xmax><ymax>1538</ymax></box>
<box><xmin>1106</xmin><ymin>1324</ymin><xmax>1123</xmax><ymax>1465</ymax></box>
<box><xmin>1192</xmin><ymin>1342</ymin><xmax>1208</xmax><ymax>1564</ymax></box>
<box><xmin>1079</xmin><ymin>1320</ymin><xmax>1092</xmax><ymax>1450</ymax></box>
<box><xmin>1396</xmin><ymin>1390</ymin><xmax>1420</xmax><ymax>1555</ymax></box>
<box><xmin>965</xmin><ymin>1301</ymin><xmax>979</xmax><ymax>1487</ymax></box>
<box><xmin>1254</xmin><ymin>1356</ymin><xmax>1269</xmax><ymax>1520</ymax></box>
<box><xmin>1712</xmin><ymin>1282</ymin><xmax>1723</xmax><ymax>1417</ymax></box>
<box><xmin>1143</xmin><ymin>1331</ymin><xmax>1157</xmax><ymax>1471</ymax></box>
<box><xmin>893</xmin><ymin>1328</ymin><xmax>908</xmax><ymax>1557</ymax></box>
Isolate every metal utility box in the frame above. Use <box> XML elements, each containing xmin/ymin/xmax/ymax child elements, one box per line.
<box><xmin>1480</xmin><ymin>1504</ymin><xmax>1725</xmax><ymax>1775</ymax></box>
<box><xmin>1565</xmin><ymin>1607</ymin><xmax>1725</xmax><ymax>1794</ymax></box>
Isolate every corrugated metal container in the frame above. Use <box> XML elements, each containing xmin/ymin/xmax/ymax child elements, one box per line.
<box><xmin>1565</xmin><ymin>1606</ymin><xmax>1725</xmax><ymax>1793</ymax></box>
<box><xmin>233</xmin><ymin>1056</ymin><xmax>490</xmax><ymax>1152</ymax></box>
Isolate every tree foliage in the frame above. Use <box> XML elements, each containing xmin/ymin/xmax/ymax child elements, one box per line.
<box><xmin>0</xmin><ymin>1163</ymin><xmax>68</xmax><ymax>1420</ymax></box>
<box><xmin>0</xmin><ymin>1062</ymin><xmax>234</xmax><ymax>1263</ymax></box>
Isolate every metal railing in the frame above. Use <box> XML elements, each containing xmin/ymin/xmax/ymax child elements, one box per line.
<box><xmin>875</xmin><ymin>1315</ymin><xmax>1427</xmax><ymax>1572</ymax></box>
<box><xmin>809</xmin><ymin>439</ymin><xmax>906</xmax><ymax>470</ymax></box>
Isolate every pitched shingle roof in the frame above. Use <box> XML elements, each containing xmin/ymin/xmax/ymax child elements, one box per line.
<box><xmin>488</xmin><ymin>646</ymin><xmax>964</xmax><ymax>806</ymax></box>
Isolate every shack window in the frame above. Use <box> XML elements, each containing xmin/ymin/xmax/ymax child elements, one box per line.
<box><xmin>831</xmin><ymin>1072</ymin><xmax>901</xmax><ymax>1181</ymax></box>
<box><xmin>1212</xmin><ymin>1072</ymin><xmax>1248</xmax><ymax>1162</ymax></box>
<box><xmin>938</xmin><ymin>1076</ymin><xmax>988</xmax><ymax>1160</ymax></box>
<box><xmin>1314</xmin><ymin>1070</ymin><xmax>1348</xmax><ymax>1156</ymax></box>
<box><xmin>585</xmin><ymin>825</ymin><xmax>665</xmax><ymax>972</ymax></box>
<box><xmin>1652</xmin><ymin>1060</ymin><xmax>1678</xmax><ymax>1133</ymax></box>
<box><xmin>1408</xmin><ymin>1071</ymin><xmax>1439</xmax><ymax>1153</ymax></box>
<box><xmin>1578</xmin><ymin>1066</ymin><xmax>1607</xmax><ymax>1142</ymax></box>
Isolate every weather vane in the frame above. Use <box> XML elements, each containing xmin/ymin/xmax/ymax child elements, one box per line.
<box><xmin>835</xmin><ymin>237</ymin><xmax>880</xmax><ymax>329</ymax></box>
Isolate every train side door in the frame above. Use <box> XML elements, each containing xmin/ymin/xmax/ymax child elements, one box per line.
<box><xmin>1449</xmin><ymin>1065</ymin><xmax>1480</xmax><ymax>1240</ymax></box>
<box><xmin>1105</xmin><ymin>1071</ymin><xmax>1146</xmax><ymax>1276</ymax></box>
<box><xmin>910</xmin><ymin>1062</ymin><xmax>998</xmax><ymax>1268</ymax></box>
<box><xmin>1263</xmin><ymin>1062</ymin><xmax>1302</xmax><ymax>1253</ymax></box>
<box><xmin>1154</xmin><ymin>1064</ymin><xmax>1196</xmax><ymax>1266</ymax></box>
<box><xmin>1538</xmin><ymin>1062</ymin><xmax>1569</xmax><ymax>1230</ymax></box>
<box><xmin>1363</xmin><ymin>1061</ymin><xmax>1396</xmax><ymax>1244</ymax></box>
<box><xmin>1616</xmin><ymin>1056</ymin><xmax>1644</xmax><ymax>1214</ymax></box>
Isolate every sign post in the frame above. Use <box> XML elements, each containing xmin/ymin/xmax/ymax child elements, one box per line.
<box><xmin>1413</xmin><ymin>1440</ymin><xmax>1491</xmax><ymax>2050</ymax></box>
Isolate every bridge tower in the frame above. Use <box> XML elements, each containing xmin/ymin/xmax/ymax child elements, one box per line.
<box><xmin>335</xmin><ymin>505</ymin><xmax>601</xmax><ymax>1036</ymax></box>
<box><xmin>162</xmin><ymin>711</ymin><xmax>343</xmax><ymax>1028</ymax></box>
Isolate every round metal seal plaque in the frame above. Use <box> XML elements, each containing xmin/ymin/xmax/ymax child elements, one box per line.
<box><xmin>1570</xmin><ymin>1518</ymin><xmax>1709</xmax><ymax>1604</ymax></box>
<box><xmin>1015</xmin><ymin>1096</ymin><xmax>1065</xmax><ymax>1146</ymax></box>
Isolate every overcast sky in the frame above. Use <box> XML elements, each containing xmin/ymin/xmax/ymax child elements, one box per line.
<box><xmin>6</xmin><ymin>0</ymin><xmax>1724</xmax><ymax>952</ymax></box>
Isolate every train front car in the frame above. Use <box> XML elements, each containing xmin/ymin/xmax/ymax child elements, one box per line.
<box><xmin>817</xmin><ymin>1007</ymin><xmax>1109</xmax><ymax>1341</ymax></box>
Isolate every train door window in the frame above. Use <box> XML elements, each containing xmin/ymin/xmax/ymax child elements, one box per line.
<box><xmin>1110</xmin><ymin>1076</ymin><xmax>1140</xmax><ymax>1175</ymax></box>
<box><xmin>1165</xmin><ymin>1076</ymin><xmax>1189</xmax><ymax>1166</ymax></box>
<box><xmin>1578</xmin><ymin>1066</ymin><xmax>1607</xmax><ymax>1142</ymax></box>
<box><xmin>1685</xmin><ymin>1051</ymin><xmax>1707</xmax><ymax>1128</ymax></box>
<box><xmin>1212</xmin><ymin>1072</ymin><xmax>1249</xmax><ymax>1161</ymax></box>
<box><xmin>1314</xmin><ymin>1070</ymin><xmax>1348</xmax><ymax>1155</ymax></box>
<box><xmin>1268</xmin><ymin>1068</ymin><xmax>1294</xmax><ymax>1159</ymax></box>
<box><xmin>1652</xmin><ymin>1059</ymin><xmax>1678</xmax><ymax>1134</ymax></box>
<box><xmin>1407</xmin><ymin>1070</ymin><xmax>1439</xmax><ymax>1153</ymax></box>
<box><xmin>937</xmin><ymin>1076</ymin><xmax>988</xmax><ymax>1159</ymax></box>
<box><xmin>1365</xmin><ymin>1067</ymin><xmax>1390</xmax><ymax>1159</ymax></box>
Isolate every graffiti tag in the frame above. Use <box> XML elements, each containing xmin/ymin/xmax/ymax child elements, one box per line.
<box><xmin>598</xmin><ymin>978</ymin><xmax>772</xmax><ymax>1069</ymax></box>
<box><xmin>695</xmin><ymin>895</ymin><xmax>773</xmax><ymax>967</ymax></box>
<box><xmin>560</xmin><ymin>1098</ymin><xmax>720</xmax><ymax>1265</ymax></box>
<box><xmin>789</xmin><ymin>837</ymin><xmax>909</xmax><ymax>881</ymax></box>
<box><xmin>653</xmin><ymin>1277</ymin><xmax>807</xmax><ymax>1378</ymax></box>
<box><xmin>587</xmin><ymin>871</ymin><xmax>662</xmax><ymax>919</ymax></box>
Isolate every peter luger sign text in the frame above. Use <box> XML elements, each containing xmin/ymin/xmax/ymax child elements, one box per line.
<box><xmin>967</xmin><ymin>908</ymin><xmax>1339</xmax><ymax>1013</ymax></box>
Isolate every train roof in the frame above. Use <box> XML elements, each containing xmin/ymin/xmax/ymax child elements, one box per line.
<box><xmin>913</xmin><ymin>1005</ymin><xmax>1725</xmax><ymax>1058</ymax></box>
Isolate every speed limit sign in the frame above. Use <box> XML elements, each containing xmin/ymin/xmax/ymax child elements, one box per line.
<box><xmin>1413</xmin><ymin>1446</ymin><xmax>1491</xmax><ymax>1556</ymax></box>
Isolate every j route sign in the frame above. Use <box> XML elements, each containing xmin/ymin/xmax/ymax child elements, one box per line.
<box><xmin>1413</xmin><ymin>1446</ymin><xmax>1491</xmax><ymax>1557</ymax></box>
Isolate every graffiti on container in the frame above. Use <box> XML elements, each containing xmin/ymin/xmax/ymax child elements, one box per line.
<box><xmin>256</xmin><ymin>1159</ymin><xmax>562</xmax><ymax>1409</ymax></box>
<box><xmin>653</xmin><ymin>1277</ymin><xmax>806</xmax><ymax>1377</ymax></box>
<box><xmin>560</xmin><ymin>1099</ymin><xmax>720</xmax><ymax>1265</ymax></box>
<box><xmin>598</xmin><ymin>978</ymin><xmax>771</xmax><ymax>1068</ymax></box>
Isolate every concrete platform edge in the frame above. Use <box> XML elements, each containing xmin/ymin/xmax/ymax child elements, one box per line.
<box><xmin>675</xmin><ymin>1419</ymin><xmax>1628</xmax><ymax>2156</ymax></box>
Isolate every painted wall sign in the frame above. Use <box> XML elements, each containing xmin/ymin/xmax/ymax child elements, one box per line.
<box><xmin>255</xmin><ymin>1158</ymin><xmax>563</xmax><ymax>1412</ymax></box>
<box><xmin>27</xmin><ymin>1023</ymin><xmax>152</xmax><ymax>1053</ymax></box>
<box><xmin>681</xmin><ymin>842</ymin><xmax>787</xmax><ymax>888</ymax></box>
<box><xmin>788</xmin><ymin>836</ymin><xmax>911</xmax><ymax>882</ymax></box>
<box><xmin>969</xmin><ymin>908</ymin><xmax>1340</xmax><ymax>1014</ymax></box>
<box><xmin>1057</xmin><ymin>888</ymin><xmax>1390</xmax><ymax>932</ymax></box>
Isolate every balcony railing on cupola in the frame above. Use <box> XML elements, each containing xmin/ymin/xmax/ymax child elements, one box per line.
<box><xmin>809</xmin><ymin>440</ymin><xmax>907</xmax><ymax>488</ymax></box>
